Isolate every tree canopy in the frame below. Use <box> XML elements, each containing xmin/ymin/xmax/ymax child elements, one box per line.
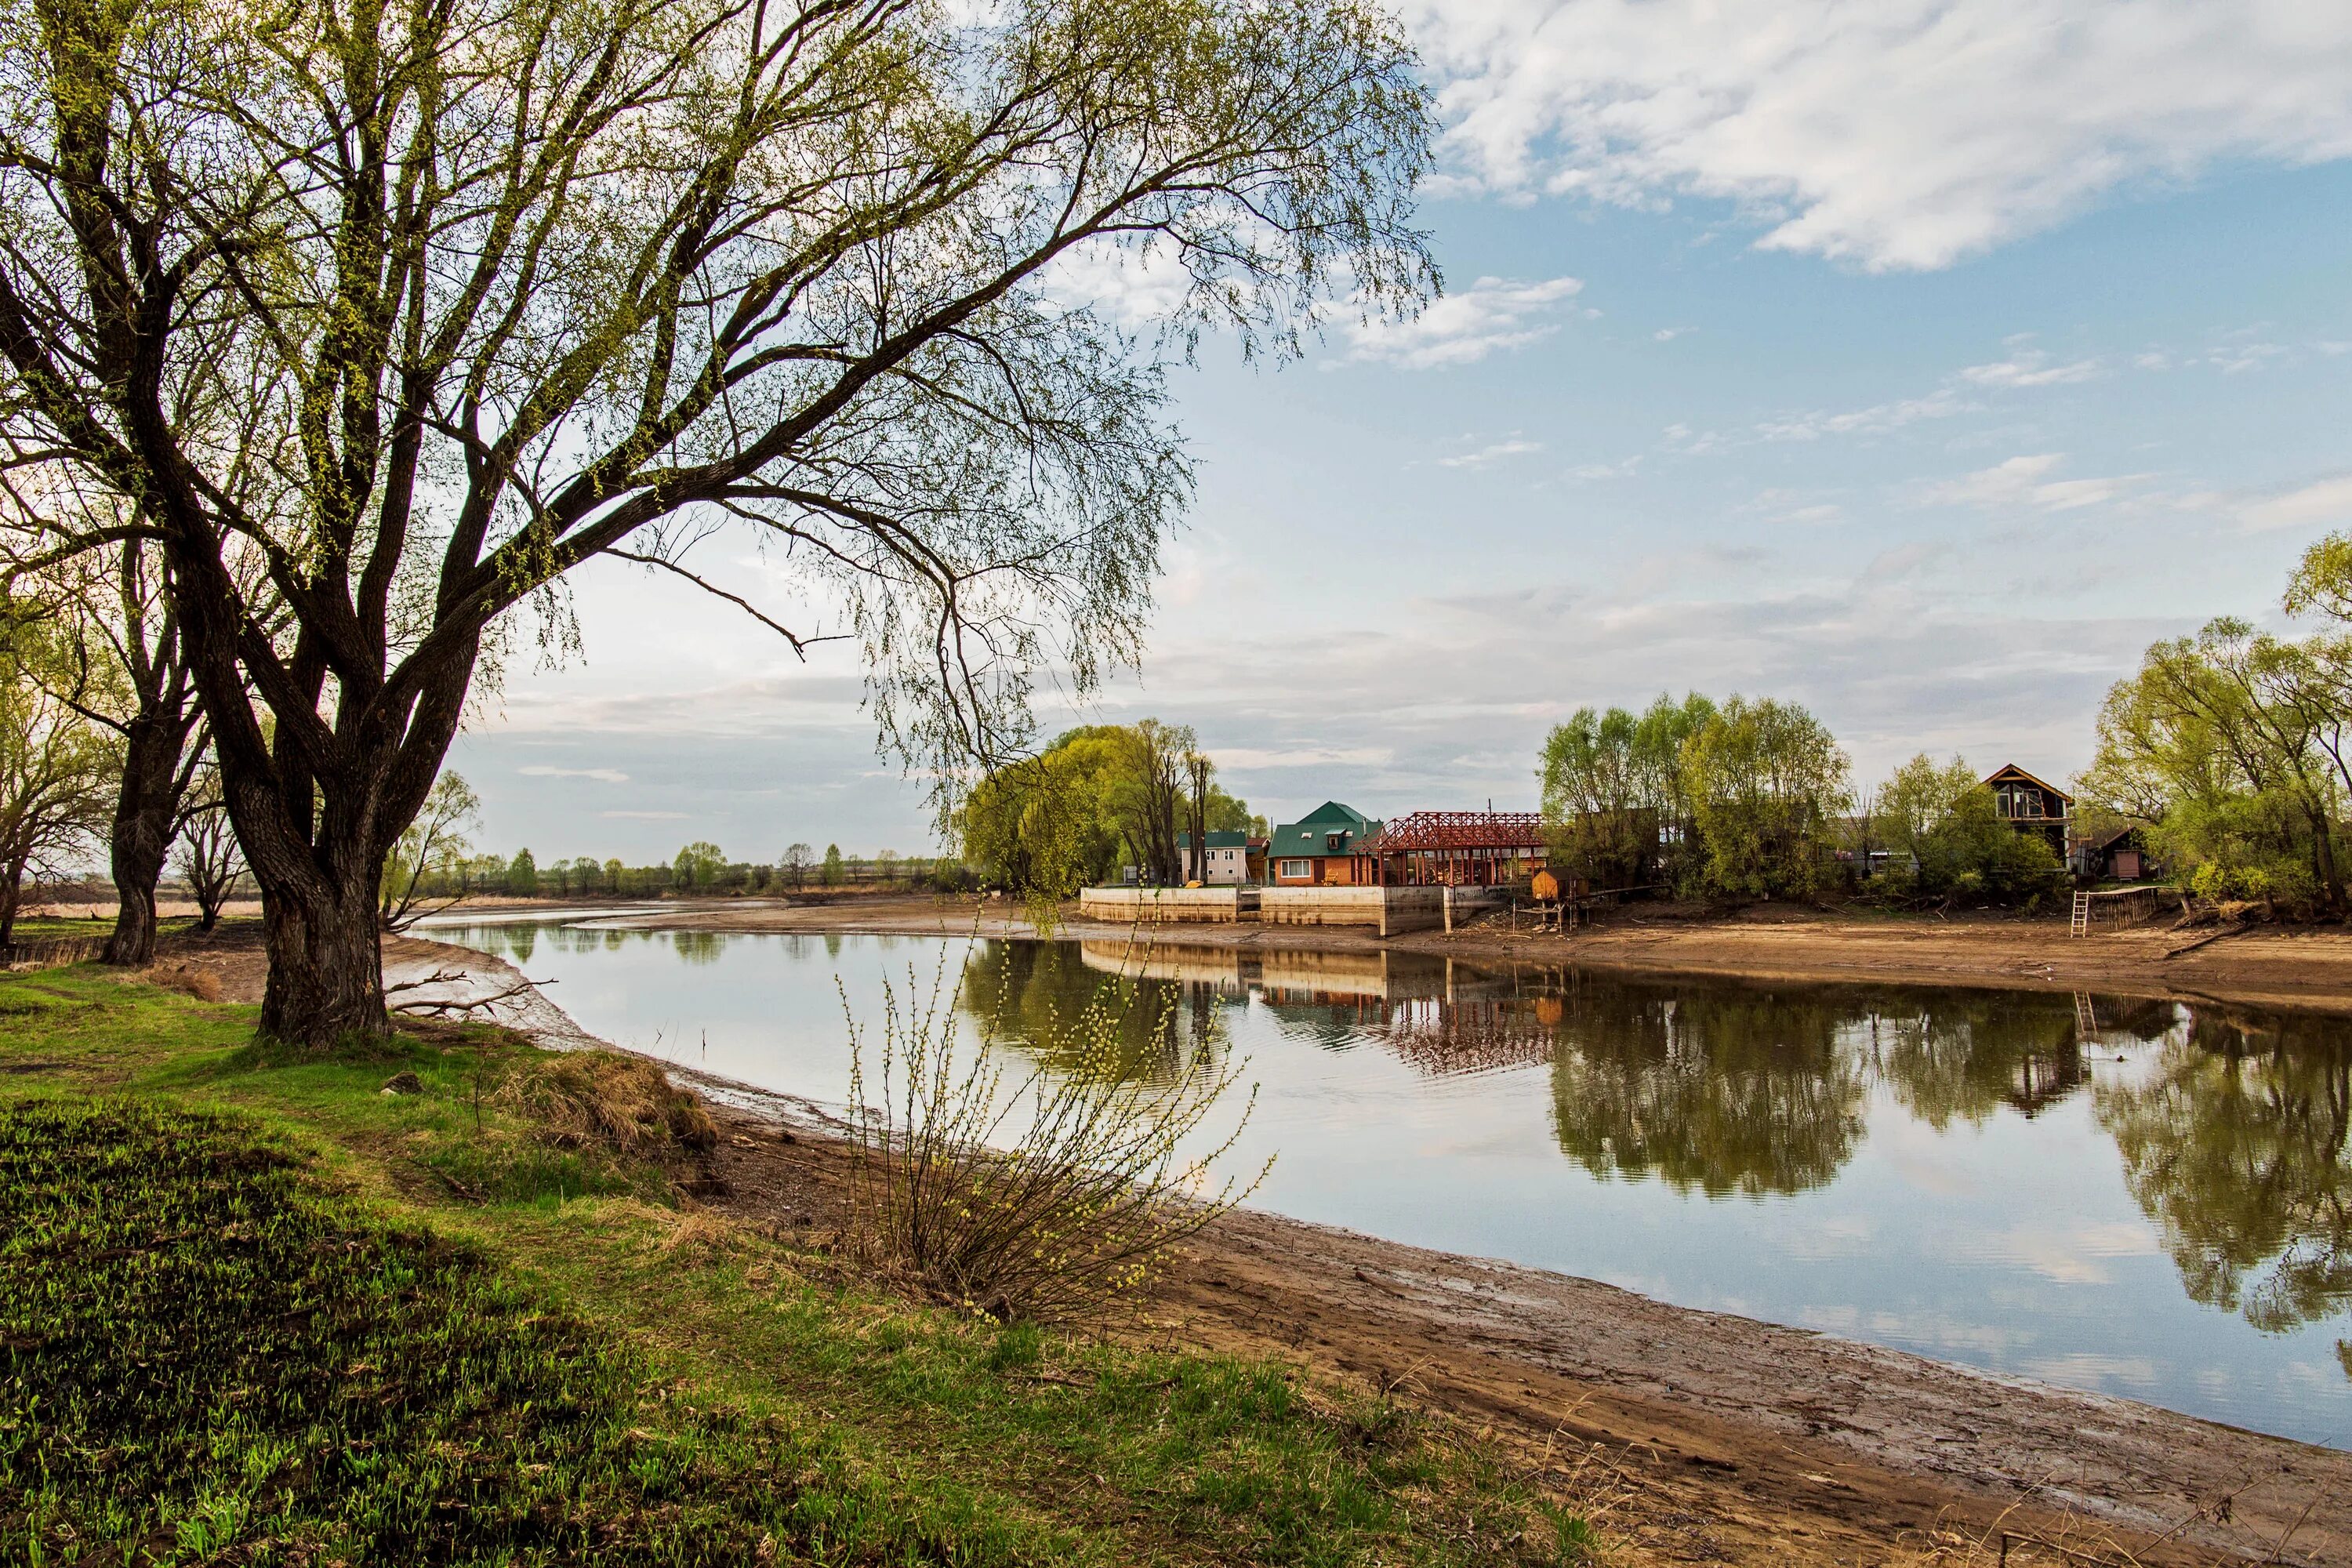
<box><xmin>0</xmin><ymin>0</ymin><xmax>1436</xmax><ymax>1037</ymax></box>
<box><xmin>957</xmin><ymin>721</ymin><xmax>1251</xmax><ymax>898</ymax></box>
<box><xmin>2076</xmin><ymin>535</ymin><xmax>2352</xmax><ymax>913</ymax></box>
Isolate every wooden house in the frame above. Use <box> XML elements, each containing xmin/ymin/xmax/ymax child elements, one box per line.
<box><xmin>1984</xmin><ymin>764</ymin><xmax>2071</xmax><ymax>855</ymax></box>
<box><xmin>2074</xmin><ymin>824</ymin><xmax>2154</xmax><ymax>884</ymax></box>
<box><xmin>1174</xmin><ymin>829</ymin><xmax>1254</xmax><ymax>886</ymax></box>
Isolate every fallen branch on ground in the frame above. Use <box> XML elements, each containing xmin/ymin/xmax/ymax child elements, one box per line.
<box><xmin>387</xmin><ymin>971</ymin><xmax>550</xmax><ymax>1017</ymax></box>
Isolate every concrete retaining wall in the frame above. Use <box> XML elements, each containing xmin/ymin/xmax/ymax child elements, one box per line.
<box><xmin>1260</xmin><ymin>885</ymin><xmax>1446</xmax><ymax>935</ymax></box>
<box><xmin>1081</xmin><ymin>883</ymin><xmax>1511</xmax><ymax>936</ymax></box>
<box><xmin>1077</xmin><ymin>886</ymin><xmax>1254</xmax><ymax>924</ymax></box>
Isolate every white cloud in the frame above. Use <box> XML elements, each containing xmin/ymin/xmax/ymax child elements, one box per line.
<box><xmin>1960</xmin><ymin>350</ymin><xmax>2101</xmax><ymax>387</ymax></box>
<box><xmin>1920</xmin><ymin>453</ymin><xmax>2140</xmax><ymax>513</ymax></box>
<box><xmin>1040</xmin><ymin>236</ymin><xmax>1194</xmax><ymax>326</ymax></box>
<box><xmin>1569</xmin><ymin>456</ymin><xmax>1642</xmax><ymax>481</ymax></box>
<box><xmin>2241</xmin><ymin>474</ymin><xmax>2352</xmax><ymax>532</ymax></box>
<box><xmin>1214</xmin><ymin>746</ymin><xmax>1396</xmax><ymax>770</ymax></box>
<box><xmin>1437</xmin><ymin>437</ymin><xmax>1544</xmax><ymax>470</ymax></box>
<box><xmin>1755</xmin><ymin>388</ymin><xmax>1973</xmax><ymax>443</ymax></box>
<box><xmin>600</xmin><ymin>809</ymin><xmax>691</xmax><ymax>820</ymax></box>
<box><xmin>1653</xmin><ymin>326</ymin><xmax>1692</xmax><ymax>342</ymax></box>
<box><xmin>519</xmin><ymin>764</ymin><xmax>630</xmax><ymax>783</ymax></box>
<box><xmin>2209</xmin><ymin>339</ymin><xmax>2288</xmax><ymax>374</ymax></box>
<box><xmin>1340</xmin><ymin>275</ymin><xmax>1583</xmax><ymax>368</ymax></box>
<box><xmin>1406</xmin><ymin>0</ymin><xmax>2352</xmax><ymax>270</ymax></box>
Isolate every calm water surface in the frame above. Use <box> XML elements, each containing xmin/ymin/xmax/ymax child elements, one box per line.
<box><xmin>423</xmin><ymin>916</ymin><xmax>2352</xmax><ymax>1446</ymax></box>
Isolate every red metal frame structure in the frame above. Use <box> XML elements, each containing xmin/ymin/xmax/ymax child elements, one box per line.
<box><xmin>1356</xmin><ymin>811</ymin><xmax>1549</xmax><ymax>887</ymax></box>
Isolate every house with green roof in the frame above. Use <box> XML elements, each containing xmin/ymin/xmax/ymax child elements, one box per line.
<box><xmin>1267</xmin><ymin>801</ymin><xmax>1382</xmax><ymax>885</ymax></box>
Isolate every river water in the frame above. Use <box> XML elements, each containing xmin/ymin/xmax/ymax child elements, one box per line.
<box><xmin>421</xmin><ymin>914</ymin><xmax>2352</xmax><ymax>1446</ymax></box>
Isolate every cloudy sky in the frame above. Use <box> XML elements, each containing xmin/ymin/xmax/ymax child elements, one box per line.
<box><xmin>452</xmin><ymin>0</ymin><xmax>2352</xmax><ymax>864</ymax></box>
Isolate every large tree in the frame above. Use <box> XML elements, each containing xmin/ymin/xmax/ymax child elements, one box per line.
<box><xmin>0</xmin><ymin>0</ymin><xmax>1435</xmax><ymax>1040</ymax></box>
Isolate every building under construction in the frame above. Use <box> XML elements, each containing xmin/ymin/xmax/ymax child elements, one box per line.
<box><xmin>1352</xmin><ymin>811</ymin><xmax>1551</xmax><ymax>887</ymax></box>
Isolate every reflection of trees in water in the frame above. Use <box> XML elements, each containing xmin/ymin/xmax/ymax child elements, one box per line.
<box><xmin>1859</xmin><ymin>990</ymin><xmax>2092</xmax><ymax>1130</ymax></box>
<box><xmin>1544</xmin><ymin>975</ymin><xmax>1868</xmax><ymax>1198</ymax></box>
<box><xmin>956</xmin><ymin>940</ymin><xmax>1224</xmax><ymax>1084</ymax></box>
<box><xmin>502</xmin><ymin>924</ymin><xmax>538</xmax><ymax>965</ymax></box>
<box><xmin>670</xmin><ymin>931</ymin><xmax>724</xmax><ymax>965</ymax></box>
<box><xmin>2095</xmin><ymin>1010</ymin><xmax>2352</xmax><ymax>1335</ymax></box>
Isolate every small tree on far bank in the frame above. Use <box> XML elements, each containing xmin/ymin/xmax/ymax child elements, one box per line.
<box><xmin>1682</xmin><ymin>695</ymin><xmax>1849</xmax><ymax>901</ymax></box>
<box><xmin>0</xmin><ymin>626</ymin><xmax>118</xmax><ymax>947</ymax></box>
<box><xmin>782</xmin><ymin>844</ymin><xmax>815</xmax><ymax>891</ymax></box>
<box><xmin>173</xmin><ymin>783</ymin><xmax>245</xmax><ymax>932</ymax></box>
<box><xmin>380</xmin><ymin>774</ymin><xmax>479</xmax><ymax>932</ymax></box>
<box><xmin>822</xmin><ymin>845</ymin><xmax>847</xmax><ymax>888</ymax></box>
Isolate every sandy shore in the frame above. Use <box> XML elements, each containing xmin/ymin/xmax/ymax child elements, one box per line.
<box><xmin>331</xmin><ymin>921</ymin><xmax>2352</xmax><ymax>1566</ymax></box>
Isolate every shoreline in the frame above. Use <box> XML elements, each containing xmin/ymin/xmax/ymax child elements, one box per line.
<box><xmin>363</xmin><ymin>927</ymin><xmax>2352</xmax><ymax>1565</ymax></box>
<box><xmin>428</xmin><ymin>891</ymin><xmax>2352</xmax><ymax>1016</ymax></box>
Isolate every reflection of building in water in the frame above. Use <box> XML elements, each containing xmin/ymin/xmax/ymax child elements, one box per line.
<box><xmin>1379</xmin><ymin>993</ymin><xmax>1559</xmax><ymax>1075</ymax></box>
<box><xmin>1078</xmin><ymin>941</ymin><xmax>1247</xmax><ymax>993</ymax></box>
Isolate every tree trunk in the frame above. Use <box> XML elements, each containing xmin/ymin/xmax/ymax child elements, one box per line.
<box><xmin>259</xmin><ymin>876</ymin><xmax>389</xmax><ymax>1043</ymax></box>
<box><xmin>101</xmin><ymin>713</ymin><xmax>195</xmax><ymax>966</ymax></box>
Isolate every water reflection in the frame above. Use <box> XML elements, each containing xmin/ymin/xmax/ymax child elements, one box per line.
<box><xmin>2096</xmin><ymin>1008</ymin><xmax>2352</xmax><ymax>1334</ymax></box>
<box><xmin>1544</xmin><ymin>978</ymin><xmax>1867</xmax><ymax>1198</ymax></box>
<box><xmin>420</xmin><ymin>919</ymin><xmax>2352</xmax><ymax>1435</ymax></box>
<box><xmin>961</xmin><ymin>939</ymin><xmax>1224</xmax><ymax>1081</ymax></box>
<box><xmin>1059</xmin><ymin>942</ymin><xmax>2352</xmax><ymax>1327</ymax></box>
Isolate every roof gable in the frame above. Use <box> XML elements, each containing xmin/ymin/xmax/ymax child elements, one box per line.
<box><xmin>1983</xmin><ymin>763</ymin><xmax>2073</xmax><ymax>806</ymax></box>
<box><xmin>1269</xmin><ymin>805</ymin><xmax>1383</xmax><ymax>857</ymax></box>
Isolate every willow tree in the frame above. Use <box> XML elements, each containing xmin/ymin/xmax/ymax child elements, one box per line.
<box><xmin>0</xmin><ymin>0</ymin><xmax>1436</xmax><ymax>1040</ymax></box>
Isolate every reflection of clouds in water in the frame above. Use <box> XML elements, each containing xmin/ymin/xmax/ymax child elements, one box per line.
<box><xmin>1783</xmin><ymin>1214</ymin><xmax>1875</xmax><ymax>1261</ymax></box>
<box><xmin>1947</xmin><ymin>1220</ymin><xmax>2163</xmax><ymax>1287</ymax></box>
<box><xmin>2022</xmin><ymin>1353</ymin><xmax>2161</xmax><ymax>1392</ymax></box>
<box><xmin>1862</xmin><ymin>1309</ymin><xmax>2028</xmax><ymax>1362</ymax></box>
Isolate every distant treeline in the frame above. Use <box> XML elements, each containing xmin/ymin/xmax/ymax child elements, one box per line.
<box><xmin>402</xmin><ymin>843</ymin><xmax>976</xmax><ymax>902</ymax></box>
<box><xmin>374</xmin><ymin>775</ymin><xmax>977</xmax><ymax>928</ymax></box>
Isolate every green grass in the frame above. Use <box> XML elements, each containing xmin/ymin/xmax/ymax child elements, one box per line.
<box><xmin>0</xmin><ymin>967</ymin><xmax>1587</xmax><ymax>1566</ymax></box>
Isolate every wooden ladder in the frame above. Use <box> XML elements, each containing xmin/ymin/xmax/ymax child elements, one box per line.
<box><xmin>2074</xmin><ymin>992</ymin><xmax>2098</xmax><ymax>1040</ymax></box>
<box><xmin>2070</xmin><ymin>890</ymin><xmax>2092</xmax><ymax>938</ymax></box>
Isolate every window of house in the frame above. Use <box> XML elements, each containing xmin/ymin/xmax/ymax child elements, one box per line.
<box><xmin>1277</xmin><ymin>858</ymin><xmax>1310</xmax><ymax>879</ymax></box>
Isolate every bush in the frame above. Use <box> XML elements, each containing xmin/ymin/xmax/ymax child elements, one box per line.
<box><xmin>844</xmin><ymin>953</ymin><xmax>1264</xmax><ymax>1324</ymax></box>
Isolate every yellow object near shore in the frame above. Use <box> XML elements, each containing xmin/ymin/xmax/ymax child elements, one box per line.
<box><xmin>1530</xmin><ymin>870</ymin><xmax>1561</xmax><ymax>902</ymax></box>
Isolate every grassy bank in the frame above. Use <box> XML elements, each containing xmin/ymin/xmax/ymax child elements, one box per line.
<box><xmin>0</xmin><ymin>966</ymin><xmax>1589</xmax><ymax>1566</ymax></box>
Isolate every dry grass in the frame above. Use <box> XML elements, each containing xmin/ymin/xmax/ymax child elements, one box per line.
<box><xmin>492</xmin><ymin>1049</ymin><xmax>717</xmax><ymax>1163</ymax></box>
<box><xmin>140</xmin><ymin>962</ymin><xmax>223</xmax><ymax>1002</ymax></box>
<box><xmin>1893</xmin><ymin>1505</ymin><xmax>2148</xmax><ymax>1566</ymax></box>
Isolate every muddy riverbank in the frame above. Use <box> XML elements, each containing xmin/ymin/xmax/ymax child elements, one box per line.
<box><xmin>327</xmin><ymin>922</ymin><xmax>2350</xmax><ymax>1566</ymax></box>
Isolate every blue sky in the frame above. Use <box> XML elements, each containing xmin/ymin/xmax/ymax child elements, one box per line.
<box><xmin>452</xmin><ymin>1</ymin><xmax>2352</xmax><ymax>864</ymax></box>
